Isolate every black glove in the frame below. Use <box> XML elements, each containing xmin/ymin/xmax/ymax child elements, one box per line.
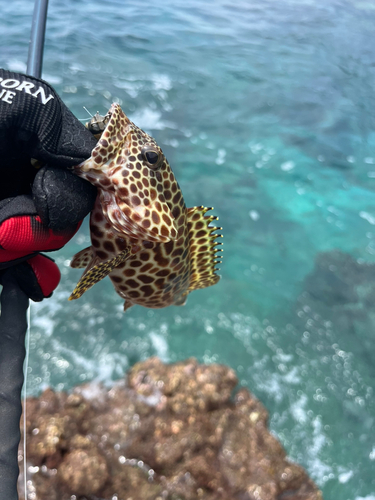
<box><xmin>0</xmin><ymin>69</ymin><xmax>97</xmax><ymax>299</ymax></box>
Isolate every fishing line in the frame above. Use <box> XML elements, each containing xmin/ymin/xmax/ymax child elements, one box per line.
<box><xmin>23</xmin><ymin>303</ymin><xmax>31</xmax><ymax>500</ymax></box>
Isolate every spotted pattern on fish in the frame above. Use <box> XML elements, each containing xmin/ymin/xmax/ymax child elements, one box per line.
<box><xmin>69</xmin><ymin>104</ymin><xmax>222</xmax><ymax>310</ymax></box>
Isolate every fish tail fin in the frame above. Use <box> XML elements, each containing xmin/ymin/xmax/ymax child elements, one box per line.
<box><xmin>69</xmin><ymin>247</ymin><xmax>131</xmax><ymax>300</ymax></box>
<box><xmin>186</xmin><ymin>206</ymin><xmax>223</xmax><ymax>293</ymax></box>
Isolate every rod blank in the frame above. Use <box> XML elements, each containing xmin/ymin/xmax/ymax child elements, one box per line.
<box><xmin>27</xmin><ymin>0</ymin><xmax>49</xmax><ymax>78</ymax></box>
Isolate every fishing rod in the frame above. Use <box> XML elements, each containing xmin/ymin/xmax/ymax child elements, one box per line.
<box><xmin>0</xmin><ymin>2</ymin><xmax>49</xmax><ymax>499</ymax></box>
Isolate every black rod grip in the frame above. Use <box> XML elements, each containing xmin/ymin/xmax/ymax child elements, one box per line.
<box><xmin>0</xmin><ymin>272</ymin><xmax>29</xmax><ymax>500</ymax></box>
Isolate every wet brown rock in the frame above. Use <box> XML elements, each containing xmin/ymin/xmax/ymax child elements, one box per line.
<box><xmin>57</xmin><ymin>448</ymin><xmax>109</xmax><ymax>495</ymax></box>
<box><xmin>18</xmin><ymin>357</ymin><xmax>322</xmax><ymax>500</ymax></box>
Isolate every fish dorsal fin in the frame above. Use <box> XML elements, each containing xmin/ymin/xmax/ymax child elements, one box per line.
<box><xmin>69</xmin><ymin>247</ymin><xmax>131</xmax><ymax>300</ymax></box>
<box><xmin>70</xmin><ymin>247</ymin><xmax>94</xmax><ymax>269</ymax></box>
<box><xmin>186</xmin><ymin>206</ymin><xmax>223</xmax><ymax>292</ymax></box>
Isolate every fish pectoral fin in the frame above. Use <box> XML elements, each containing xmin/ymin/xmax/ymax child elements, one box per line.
<box><xmin>186</xmin><ymin>206</ymin><xmax>223</xmax><ymax>292</ymax></box>
<box><xmin>70</xmin><ymin>247</ymin><xmax>94</xmax><ymax>269</ymax></box>
<box><xmin>69</xmin><ymin>247</ymin><xmax>131</xmax><ymax>300</ymax></box>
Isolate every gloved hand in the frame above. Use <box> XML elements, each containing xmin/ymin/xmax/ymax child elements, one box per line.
<box><xmin>0</xmin><ymin>69</ymin><xmax>98</xmax><ymax>300</ymax></box>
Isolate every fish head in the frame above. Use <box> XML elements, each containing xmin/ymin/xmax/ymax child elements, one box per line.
<box><xmin>75</xmin><ymin>103</ymin><xmax>180</xmax><ymax>243</ymax></box>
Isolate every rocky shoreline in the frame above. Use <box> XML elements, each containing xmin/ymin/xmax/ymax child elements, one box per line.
<box><xmin>19</xmin><ymin>357</ymin><xmax>322</xmax><ymax>500</ymax></box>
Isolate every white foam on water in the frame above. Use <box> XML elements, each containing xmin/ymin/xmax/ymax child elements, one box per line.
<box><xmin>6</xmin><ymin>59</ymin><xmax>26</xmax><ymax>73</ymax></box>
<box><xmin>306</xmin><ymin>415</ymin><xmax>333</xmax><ymax>484</ymax></box>
<box><xmin>281</xmin><ymin>160</ymin><xmax>295</xmax><ymax>171</ymax></box>
<box><xmin>77</xmin><ymin>382</ymin><xmax>104</xmax><ymax>402</ymax></box>
<box><xmin>359</xmin><ymin>211</ymin><xmax>375</xmax><ymax>225</ymax></box>
<box><xmin>149</xmin><ymin>332</ymin><xmax>169</xmax><ymax>362</ymax></box>
<box><xmin>50</xmin><ymin>338</ymin><xmax>128</xmax><ymax>387</ymax></box>
<box><xmin>129</xmin><ymin>108</ymin><xmax>175</xmax><ymax>131</ymax></box>
<box><xmin>290</xmin><ymin>394</ymin><xmax>308</xmax><ymax>424</ymax></box>
<box><xmin>338</xmin><ymin>470</ymin><xmax>353</xmax><ymax>483</ymax></box>
<box><xmin>249</xmin><ymin>210</ymin><xmax>260</xmax><ymax>221</ymax></box>
<box><xmin>355</xmin><ymin>496</ymin><xmax>375</xmax><ymax>500</ymax></box>
<box><xmin>151</xmin><ymin>74</ymin><xmax>172</xmax><ymax>91</ymax></box>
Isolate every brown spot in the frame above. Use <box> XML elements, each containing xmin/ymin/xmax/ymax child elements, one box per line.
<box><xmin>142</xmin><ymin>219</ymin><xmax>151</xmax><ymax>229</ymax></box>
<box><xmin>156</xmin><ymin>269</ymin><xmax>170</xmax><ymax>277</ymax></box>
<box><xmin>129</xmin><ymin>155</ymin><xmax>136</xmax><ymax>162</ymax></box>
<box><xmin>131</xmin><ymin>195</ymin><xmax>141</xmax><ymax>206</ymax></box>
<box><xmin>132</xmin><ymin>148</ymin><xmax>138</xmax><ymax>154</ymax></box>
<box><xmin>142</xmin><ymin>178</ymin><xmax>149</xmax><ymax>188</ymax></box>
<box><xmin>126</xmin><ymin>279</ymin><xmax>139</xmax><ymax>288</ymax></box>
<box><xmin>115</xmin><ymin>238</ymin><xmax>128</xmax><ymax>250</ymax></box>
<box><xmin>164</xmin><ymin>241</ymin><xmax>174</xmax><ymax>255</ymax></box>
<box><xmin>140</xmin><ymin>263</ymin><xmax>153</xmax><ymax>272</ymax></box>
<box><xmin>155</xmin><ymin>171</ymin><xmax>162</xmax><ymax>182</ymax></box>
<box><xmin>150</xmin><ymin>178</ymin><xmax>157</xmax><ymax>187</ymax></box>
<box><xmin>138</xmin><ymin>275</ymin><xmax>154</xmax><ymax>284</ymax></box>
<box><xmin>133</xmin><ymin>171</ymin><xmax>141</xmax><ymax>179</ymax></box>
<box><xmin>173</xmin><ymin>192</ymin><xmax>181</xmax><ymax>204</ymax></box>
<box><xmin>178</xmin><ymin>215</ymin><xmax>185</xmax><ymax>226</ymax></box>
<box><xmin>172</xmin><ymin>206</ymin><xmax>180</xmax><ymax>219</ymax></box>
<box><xmin>91</xmin><ymin>226</ymin><xmax>104</xmax><ymax>238</ymax></box>
<box><xmin>97</xmin><ymin>250</ymin><xmax>109</xmax><ymax>260</ymax></box>
<box><xmin>152</xmin><ymin>211</ymin><xmax>160</xmax><ymax>224</ymax></box>
<box><xmin>118</xmin><ymin>187</ymin><xmax>129</xmax><ymax>197</ymax></box>
<box><xmin>137</xmin><ymin>181</ymin><xmax>143</xmax><ymax>190</ymax></box>
<box><xmin>91</xmin><ymin>238</ymin><xmax>100</xmax><ymax>248</ymax></box>
<box><xmin>160</xmin><ymin>225</ymin><xmax>169</xmax><ymax>237</ymax></box>
<box><xmin>164</xmin><ymin>190</ymin><xmax>172</xmax><ymax>200</ymax></box>
<box><xmin>100</xmin><ymin>178</ymin><xmax>111</xmax><ymax>187</ymax></box>
<box><xmin>130</xmin><ymin>184</ymin><xmax>137</xmax><ymax>194</ymax></box>
<box><xmin>196</xmin><ymin>230</ymin><xmax>206</xmax><ymax>238</ymax></box>
<box><xmin>101</xmin><ymin>139</ymin><xmax>109</xmax><ymax>148</ymax></box>
<box><xmin>150</xmin><ymin>189</ymin><xmax>157</xmax><ymax>201</ymax></box>
<box><xmin>128</xmin><ymin>290</ymin><xmax>140</xmax><ymax>298</ymax></box>
<box><xmin>140</xmin><ymin>285</ymin><xmax>154</xmax><ymax>297</ymax></box>
<box><xmin>130</xmin><ymin>260</ymin><xmax>142</xmax><ymax>267</ymax></box>
<box><xmin>171</xmin><ymin>182</ymin><xmax>178</xmax><ymax>193</ymax></box>
<box><xmin>172</xmin><ymin>248</ymin><xmax>183</xmax><ymax>257</ymax></box>
<box><xmin>155</xmin><ymin>254</ymin><xmax>169</xmax><ymax>267</ymax></box>
<box><xmin>103</xmin><ymin>241</ymin><xmax>115</xmax><ymax>252</ymax></box>
<box><xmin>124</xmin><ymin>269</ymin><xmax>136</xmax><ymax>277</ymax></box>
<box><xmin>143</xmin><ymin>241</ymin><xmax>154</xmax><ymax>249</ymax></box>
<box><xmin>140</xmin><ymin>252</ymin><xmax>150</xmax><ymax>261</ymax></box>
<box><xmin>111</xmin><ymin>276</ymin><xmax>122</xmax><ymax>283</ymax></box>
<box><xmin>155</xmin><ymin>278</ymin><xmax>165</xmax><ymax>287</ymax></box>
<box><xmin>162</xmin><ymin>214</ymin><xmax>171</xmax><ymax>225</ymax></box>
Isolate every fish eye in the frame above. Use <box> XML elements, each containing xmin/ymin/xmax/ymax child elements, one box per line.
<box><xmin>141</xmin><ymin>144</ymin><xmax>162</xmax><ymax>169</ymax></box>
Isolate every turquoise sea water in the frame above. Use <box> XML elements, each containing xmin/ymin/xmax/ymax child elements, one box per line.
<box><xmin>1</xmin><ymin>0</ymin><xmax>375</xmax><ymax>498</ymax></box>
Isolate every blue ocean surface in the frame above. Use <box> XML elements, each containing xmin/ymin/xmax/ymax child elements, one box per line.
<box><xmin>1</xmin><ymin>0</ymin><xmax>375</xmax><ymax>498</ymax></box>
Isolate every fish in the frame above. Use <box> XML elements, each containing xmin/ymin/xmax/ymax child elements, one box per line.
<box><xmin>69</xmin><ymin>103</ymin><xmax>222</xmax><ymax>311</ymax></box>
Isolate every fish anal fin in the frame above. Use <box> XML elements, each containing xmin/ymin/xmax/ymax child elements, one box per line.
<box><xmin>174</xmin><ymin>293</ymin><xmax>188</xmax><ymax>306</ymax></box>
<box><xmin>70</xmin><ymin>247</ymin><xmax>94</xmax><ymax>269</ymax></box>
<box><xmin>69</xmin><ymin>247</ymin><xmax>131</xmax><ymax>300</ymax></box>
<box><xmin>186</xmin><ymin>206</ymin><xmax>223</xmax><ymax>292</ymax></box>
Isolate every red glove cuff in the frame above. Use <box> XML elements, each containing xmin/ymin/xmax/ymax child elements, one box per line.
<box><xmin>27</xmin><ymin>254</ymin><xmax>61</xmax><ymax>298</ymax></box>
<box><xmin>0</xmin><ymin>215</ymin><xmax>81</xmax><ymax>263</ymax></box>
